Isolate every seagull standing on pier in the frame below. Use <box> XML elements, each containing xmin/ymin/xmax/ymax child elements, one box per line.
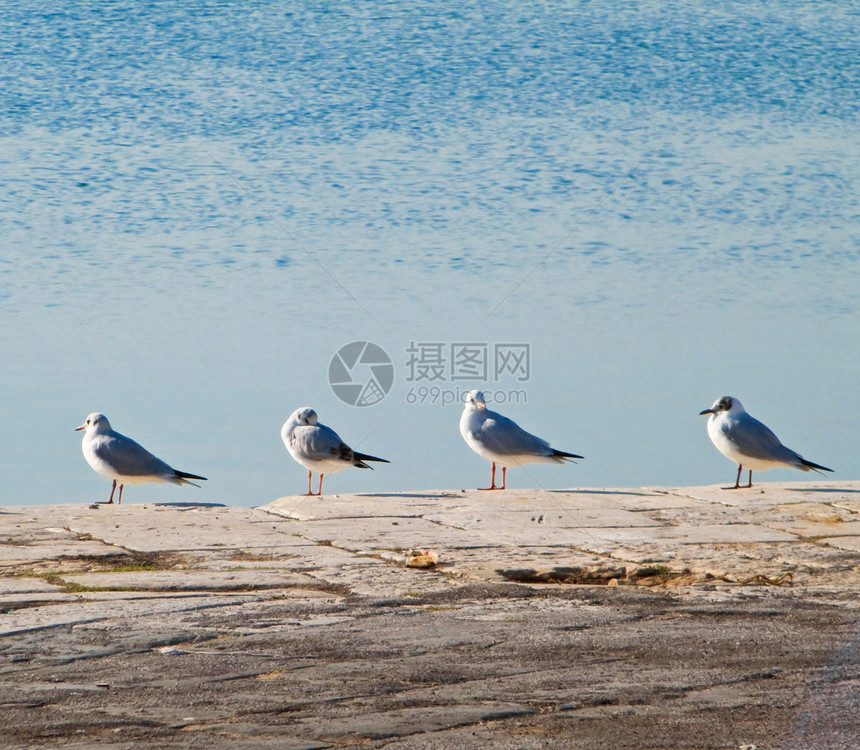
<box><xmin>699</xmin><ymin>396</ymin><xmax>833</xmax><ymax>489</ymax></box>
<box><xmin>459</xmin><ymin>390</ymin><xmax>583</xmax><ymax>490</ymax></box>
<box><xmin>76</xmin><ymin>413</ymin><xmax>207</xmax><ymax>504</ymax></box>
<box><xmin>281</xmin><ymin>407</ymin><xmax>389</xmax><ymax>496</ymax></box>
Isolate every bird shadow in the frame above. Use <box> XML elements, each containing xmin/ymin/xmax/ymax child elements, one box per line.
<box><xmin>153</xmin><ymin>501</ymin><xmax>228</xmax><ymax>508</ymax></box>
<box><xmin>786</xmin><ymin>487</ymin><xmax>860</xmax><ymax>494</ymax></box>
<box><xmin>353</xmin><ymin>493</ymin><xmax>466</xmax><ymax>499</ymax></box>
<box><xmin>548</xmin><ymin>489</ymin><xmax>658</xmax><ymax>497</ymax></box>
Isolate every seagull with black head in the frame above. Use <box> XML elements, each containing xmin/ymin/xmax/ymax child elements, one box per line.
<box><xmin>699</xmin><ymin>396</ymin><xmax>833</xmax><ymax>489</ymax></box>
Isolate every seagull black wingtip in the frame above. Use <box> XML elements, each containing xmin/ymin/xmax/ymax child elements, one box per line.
<box><xmin>354</xmin><ymin>453</ymin><xmax>390</xmax><ymax>464</ymax></box>
<box><xmin>176</xmin><ymin>471</ymin><xmax>208</xmax><ymax>481</ymax></box>
<box><xmin>799</xmin><ymin>458</ymin><xmax>834</xmax><ymax>474</ymax></box>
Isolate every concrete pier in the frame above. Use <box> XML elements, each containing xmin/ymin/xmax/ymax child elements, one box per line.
<box><xmin>1</xmin><ymin>482</ymin><xmax>859</xmax><ymax>748</ymax></box>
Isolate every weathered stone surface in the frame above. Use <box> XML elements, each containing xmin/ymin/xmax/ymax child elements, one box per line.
<box><xmin>819</xmin><ymin>535</ymin><xmax>860</xmax><ymax>552</ymax></box>
<box><xmin>59</xmin><ymin>569</ymin><xmax>324</xmax><ymax>593</ymax></box>
<box><xmin>0</xmin><ymin>481</ymin><xmax>859</xmax><ymax>747</ymax></box>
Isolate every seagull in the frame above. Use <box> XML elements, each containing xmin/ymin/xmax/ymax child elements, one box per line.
<box><xmin>699</xmin><ymin>396</ymin><xmax>833</xmax><ymax>489</ymax></box>
<box><xmin>281</xmin><ymin>407</ymin><xmax>389</xmax><ymax>496</ymax></box>
<box><xmin>76</xmin><ymin>413</ymin><xmax>207</xmax><ymax>504</ymax></box>
<box><xmin>459</xmin><ymin>390</ymin><xmax>583</xmax><ymax>490</ymax></box>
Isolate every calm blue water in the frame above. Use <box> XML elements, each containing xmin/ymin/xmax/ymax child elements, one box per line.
<box><xmin>2</xmin><ymin>1</ymin><xmax>859</xmax><ymax>506</ymax></box>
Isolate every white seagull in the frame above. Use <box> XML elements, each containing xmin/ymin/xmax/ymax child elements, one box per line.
<box><xmin>459</xmin><ymin>390</ymin><xmax>583</xmax><ymax>490</ymax></box>
<box><xmin>76</xmin><ymin>413</ymin><xmax>207</xmax><ymax>504</ymax></box>
<box><xmin>281</xmin><ymin>407</ymin><xmax>389</xmax><ymax>496</ymax></box>
<box><xmin>699</xmin><ymin>396</ymin><xmax>833</xmax><ymax>489</ymax></box>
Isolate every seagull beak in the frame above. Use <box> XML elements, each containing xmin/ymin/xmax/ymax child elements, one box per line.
<box><xmin>75</xmin><ymin>424</ymin><xmax>86</xmax><ymax>431</ymax></box>
<box><xmin>699</xmin><ymin>408</ymin><xmax>715</xmax><ymax>416</ymax></box>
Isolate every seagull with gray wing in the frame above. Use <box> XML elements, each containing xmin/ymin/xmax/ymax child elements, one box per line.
<box><xmin>699</xmin><ymin>396</ymin><xmax>833</xmax><ymax>489</ymax></box>
<box><xmin>76</xmin><ymin>412</ymin><xmax>207</xmax><ymax>504</ymax></box>
<box><xmin>281</xmin><ymin>407</ymin><xmax>389</xmax><ymax>496</ymax></box>
<box><xmin>459</xmin><ymin>390</ymin><xmax>583</xmax><ymax>490</ymax></box>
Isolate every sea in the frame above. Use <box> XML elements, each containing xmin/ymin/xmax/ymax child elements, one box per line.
<box><xmin>2</xmin><ymin>1</ymin><xmax>859</xmax><ymax>507</ymax></box>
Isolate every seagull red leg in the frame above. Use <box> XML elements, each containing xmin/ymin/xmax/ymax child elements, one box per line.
<box><xmin>479</xmin><ymin>462</ymin><xmax>501</xmax><ymax>491</ymax></box>
<box><xmin>746</xmin><ymin>469</ymin><xmax>753</xmax><ymax>488</ymax></box>
<box><xmin>316</xmin><ymin>473</ymin><xmax>324</xmax><ymax>496</ymax></box>
<box><xmin>722</xmin><ymin>464</ymin><xmax>744</xmax><ymax>491</ymax></box>
<box><xmin>117</xmin><ymin>483</ymin><xmax>124</xmax><ymax>504</ymax></box>
<box><xmin>500</xmin><ymin>466</ymin><xmax>506</xmax><ymax>490</ymax></box>
<box><xmin>96</xmin><ymin>479</ymin><xmax>117</xmax><ymax>505</ymax></box>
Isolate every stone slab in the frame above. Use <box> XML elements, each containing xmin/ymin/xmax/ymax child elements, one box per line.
<box><xmin>59</xmin><ymin>569</ymin><xmax>325</xmax><ymax>593</ymax></box>
<box><xmin>819</xmin><ymin>536</ymin><xmax>860</xmax><ymax>552</ymax></box>
<box><xmin>275</xmin><ymin>515</ymin><xmax>476</xmax><ymax>552</ymax></box>
<box><xmin>0</xmin><ymin>575</ymin><xmax>65</xmax><ymax>595</ymax></box>
<box><xmin>0</xmin><ymin>483</ymin><xmax>859</xmax><ymax>748</ymax></box>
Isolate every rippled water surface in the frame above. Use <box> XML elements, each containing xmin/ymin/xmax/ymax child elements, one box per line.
<box><xmin>2</xmin><ymin>2</ymin><xmax>859</xmax><ymax>506</ymax></box>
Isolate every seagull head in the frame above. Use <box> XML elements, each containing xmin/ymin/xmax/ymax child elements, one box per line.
<box><xmin>699</xmin><ymin>396</ymin><xmax>741</xmax><ymax>417</ymax></box>
<box><xmin>75</xmin><ymin>412</ymin><xmax>111</xmax><ymax>435</ymax></box>
<box><xmin>464</xmin><ymin>390</ymin><xmax>486</xmax><ymax>410</ymax></box>
<box><xmin>291</xmin><ymin>407</ymin><xmax>318</xmax><ymax>426</ymax></box>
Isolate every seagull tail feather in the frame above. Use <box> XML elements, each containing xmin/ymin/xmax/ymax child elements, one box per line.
<box><xmin>174</xmin><ymin>470</ymin><xmax>208</xmax><ymax>487</ymax></box>
<box><xmin>798</xmin><ymin>457</ymin><xmax>833</xmax><ymax>475</ymax></box>
<box><xmin>353</xmin><ymin>452</ymin><xmax>390</xmax><ymax>470</ymax></box>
